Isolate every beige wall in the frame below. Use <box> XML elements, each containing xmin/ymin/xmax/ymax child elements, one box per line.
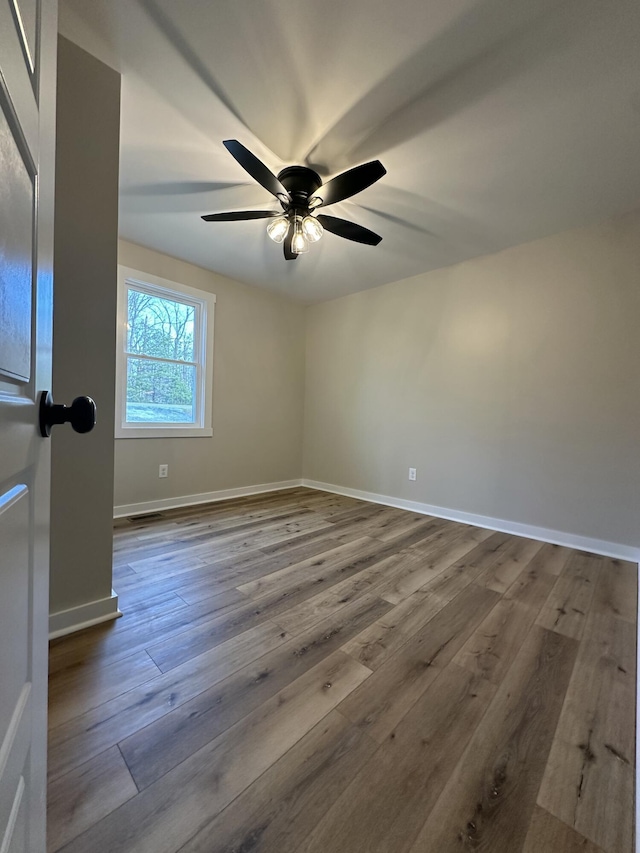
<box><xmin>50</xmin><ymin>37</ymin><xmax>121</xmax><ymax>616</ymax></box>
<box><xmin>303</xmin><ymin>212</ymin><xmax>640</xmax><ymax>549</ymax></box>
<box><xmin>114</xmin><ymin>241</ymin><xmax>306</xmax><ymax>509</ymax></box>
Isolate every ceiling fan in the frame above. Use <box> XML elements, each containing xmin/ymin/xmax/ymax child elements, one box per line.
<box><xmin>201</xmin><ymin>140</ymin><xmax>386</xmax><ymax>260</ymax></box>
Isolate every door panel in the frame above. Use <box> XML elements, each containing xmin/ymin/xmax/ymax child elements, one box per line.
<box><xmin>8</xmin><ymin>0</ymin><xmax>38</xmax><ymax>74</ymax></box>
<box><xmin>0</xmin><ymin>0</ymin><xmax>56</xmax><ymax>850</ymax></box>
<box><xmin>0</xmin><ymin>685</ymin><xmax>31</xmax><ymax>853</ymax></box>
<box><xmin>0</xmin><ymin>487</ymin><xmax>30</xmax><ymax>738</ymax></box>
<box><xmin>6</xmin><ymin>778</ymin><xmax>28</xmax><ymax>853</ymax></box>
<box><xmin>0</xmin><ymin>2</ymin><xmax>39</xmax><ymax>152</ymax></box>
<box><xmin>0</xmin><ymin>106</ymin><xmax>34</xmax><ymax>382</ymax></box>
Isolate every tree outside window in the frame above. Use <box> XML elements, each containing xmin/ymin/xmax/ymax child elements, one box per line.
<box><xmin>125</xmin><ymin>289</ymin><xmax>197</xmax><ymax>423</ymax></box>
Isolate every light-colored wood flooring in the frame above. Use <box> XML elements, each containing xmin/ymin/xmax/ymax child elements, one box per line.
<box><xmin>47</xmin><ymin>488</ymin><xmax>637</xmax><ymax>853</ymax></box>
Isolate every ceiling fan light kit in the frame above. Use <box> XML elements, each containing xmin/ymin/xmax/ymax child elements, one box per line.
<box><xmin>201</xmin><ymin>140</ymin><xmax>386</xmax><ymax>260</ymax></box>
<box><xmin>291</xmin><ymin>215</ymin><xmax>309</xmax><ymax>253</ymax></box>
<box><xmin>301</xmin><ymin>214</ymin><xmax>324</xmax><ymax>243</ymax></box>
<box><xmin>266</xmin><ymin>215</ymin><xmax>289</xmax><ymax>243</ymax></box>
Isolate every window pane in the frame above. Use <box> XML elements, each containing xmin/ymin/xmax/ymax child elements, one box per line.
<box><xmin>127</xmin><ymin>288</ymin><xmax>195</xmax><ymax>361</ymax></box>
<box><xmin>126</xmin><ymin>357</ymin><xmax>196</xmax><ymax>423</ymax></box>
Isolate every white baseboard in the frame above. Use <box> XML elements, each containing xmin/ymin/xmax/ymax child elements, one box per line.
<box><xmin>113</xmin><ymin>479</ymin><xmax>304</xmax><ymax>519</ymax></box>
<box><xmin>302</xmin><ymin>479</ymin><xmax>640</xmax><ymax>563</ymax></box>
<box><xmin>49</xmin><ymin>590</ymin><xmax>122</xmax><ymax>640</ymax></box>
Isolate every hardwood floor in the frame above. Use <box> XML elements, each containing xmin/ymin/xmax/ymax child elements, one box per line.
<box><xmin>47</xmin><ymin>488</ymin><xmax>637</xmax><ymax>853</ymax></box>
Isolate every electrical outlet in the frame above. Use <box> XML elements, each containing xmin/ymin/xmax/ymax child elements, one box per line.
<box><xmin>408</xmin><ymin>467</ymin><xmax>417</xmax><ymax>481</ymax></box>
<box><xmin>159</xmin><ymin>464</ymin><xmax>169</xmax><ymax>478</ymax></box>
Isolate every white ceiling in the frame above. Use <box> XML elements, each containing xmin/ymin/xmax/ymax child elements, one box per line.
<box><xmin>59</xmin><ymin>0</ymin><xmax>640</xmax><ymax>303</ymax></box>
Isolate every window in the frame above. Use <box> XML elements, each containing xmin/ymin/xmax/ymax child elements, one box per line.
<box><xmin>116</xmin><ymin>266</ymin><xmax>215</xmax><ymax>438</ymax></box>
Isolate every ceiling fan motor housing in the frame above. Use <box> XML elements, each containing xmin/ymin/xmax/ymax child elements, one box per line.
<box><xmin>277</xmin><ymin>166</ymin><xmax>322</xmax><ymax>210</ymax></box>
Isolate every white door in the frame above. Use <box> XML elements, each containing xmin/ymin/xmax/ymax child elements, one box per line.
<box><xmin>0</xmin><ymin>1</ymin><xmax>58</xmax><ymax>851</ymax></box>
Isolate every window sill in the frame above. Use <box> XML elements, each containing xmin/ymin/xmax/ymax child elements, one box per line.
<box><xmin>115</xmin><ymin>426</ymin><xmax>213</xmax><ymax>439</ymax></box>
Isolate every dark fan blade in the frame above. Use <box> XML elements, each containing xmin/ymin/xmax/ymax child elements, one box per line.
<box><xmin>283</xmin><ymin>224</ymin><xmax>297</xmax><ymax>260</ymax></box>
<box><xmin>315</xmin><ymin>161</ymin><xmax>386</xmax><ymax>207</ymax></box>
<box><xmin>317</xmin><ymin>214</ymin><xmax>382</xmax><ymax>246</ymax></box>
<box><xmin>223</xmin><ymin>140</ymin><xmax>288</xmax><ymax>200</ymax></box>
<box><xmin>201</xmin><ymin>210</ymin><xmax>277</xmax><ymax>222</ymax></box>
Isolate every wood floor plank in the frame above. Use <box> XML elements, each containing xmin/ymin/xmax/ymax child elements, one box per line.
<box><xmin>237</xmin><ymin>537</ymin><xmax>431</xmax><ymax>630</ymax></box>
<box><xmin>167</xmin><ymin>533</ymin><xmax>344</xmax><ymax>604</ymax></box>
<box><xmin>116</xmin><ymin>511</ymin><xmax>315</xmax><ymax>567</ymax></box>
<box><xmin>454</xmin><ymin>598</ymin><xmax>541</xmax><ymax>686</ymax></box>
<box><xmin>536</xmin><ymin>551</ymin><xmax>601</xmax><ymax>640</ymax></box>
<box><xmin>48</xmin><ymin>650</ymin><xmax>161</xmax><ymax>729</ymax></box>
<box><xmin>118</xmin><ymin>512</ymin><xmax>325</xmax><ymax>577</ymax></box>
<box><xmin>341</xmin><ymin>587</ymin><xmax>452</xmax><ymax>671</ymax></box>
<box><xmin>590</xmin><ymin>557</ymin><xmax>637</xmax><ymax>623</ymax></box>
<box><xmin>47</xmin><ymin>746</ymin><xmax>137</xmax><ymax>853</ymax></box>
<box><xmin>515</xmin><ymin>541</ymin><xmax>574</xmax><ymax>578</ymax></box>
<box><xmin>47</xmin><ymin>490</ymin><xmax>636</xmax><ymax>853</ymax></box>
<box><xmin>342</xmin><ymin>514</ymin><xmax>453</xmax><ymax>557</ymax></box>
<box><xmin>118</xmin><ymin>594</ymin><xmax>391</xmax><ymax>790</ymax></box>
<box><xmin>298</xmin><ymin>494</ymin><xmax>376</xmax><ymax>518</ymax></box>
<box><xmin>56</xmin><ymin>652</ymin><xmax>372</xmax><ymax>853</ymax></box>
<box><xmin>320</xmin><ymin>502</ymin><xmax>392</xmax><ymax>526</ymax></box>
<box><xmin>237</xmin><ymin>536</ymin><xmax>377</xmax><ymax>599</ymax></box>
<box><xmin>174</xmin><ymin>710</ymin><xmax>378</xmax><ymax>853</ymax></box>
<box><xmin>338</xmin><ymin>583</ymin><xmax>500</xmax><ymax>742</ymax></box>
<box><xmin>502</xmin><ymin>547</ymin><xmax>561</xmax><ymax>611</ymax></box>
<box><xmin>113</xmin><ymin>499</ymin><xmax>307</xmax><ymax>556</ymax></box>
<box><xmin>522</xmin><ymin>806</ymin><xmax>605</xmax><ymax>853</ymax></box>
<box><xmin>112</xmin><ymin>563</ymin><xmax>135</xmax><ymax>579</ymax></box>
<box><xmin>299</xmin><ymin>665</ymin><xmax>495</xmax><ymax>853</ymax></box>
<box><xmin>375</xmin><ymin>524</ymin><xmax>492</xmax><ymax>604</ymax></box>
<box><xmin>115</xmin><ymin>496</ymin><xmax>312</xmax><ymax>550</ymax></box>
<box><xmin>407</xmin><ymin>626</ymin><xmax>578</xmax><ymax>853</ymax></box>
<box><xmin>453</xmin><ymin>567</ymin><xmax>557</xmax><ymax>686</ymax></box>
<box><xmin>537</xmin><ymin>611</ymin><xmax>635</xmax><ymax>853</ymax></box>
<box><xmin>130</xmin><ymin>513</ymin><xmax>330</xmax><ymax>573</ymax></box>
<box><xmin>411</xmin><ymin>530</ymin><xmax>512</xmax><ymax>602</ymax></box>
<box><xmin>107</xmin><ymin>561</ymin><xmax>215</xmax><ymax>598</ymax></box>
<box><xmin>47</xmin><ymin>620</ymin><xmax>289</xmax><ymax>781</ymax></box>
<box><xmin>115</xmin><ymin>491</ymin><xmax>307</xmax><ymax>539</ymax></box>
<box><xmin>473</xmin><ymin>534</ymin><xmax>544</xmax><ymax>594</ymax></box>
<box><xmin>144</xmin><ymin>600</ymin><xmax>287</xmax><ymax>673</ymax></box>
<box><xmin>114</xmin><ymin>587</ymin><xmax>189</xmax><ymax>615</ymax></box>
<box><xmin>127</xmin><ymin>552</ymin><xmax>209</xmax><ymax>577</ymax></box>
<box><xmin>255</xmin><ymin>523</ymin><xmax>343</xmax><ymax>556</ymax></box>
<box><xmin>322</xmin><ymin>513</ymin><xmax>438</xmax><ymax>548</ymax></box>
<box><xmin>342</xmin><ymin>532</ymin><xmax>517</xmax><ymax>673</ymax></box>
<box><xmin>274</xmin><ymin>550</ymin><xmax>411</xmax><ymax>635</ymax></box>
<box><xmin>373</xmin><ymin>511</ymin><xmax>446</xmax><ymax>542</ymax></box>
<box><xmin>134</xmin><ymin>506</ymin><xmax>319</xmax><ymax>548</ymax></box>
<box><xmin>117</xmin><ymin>589</ymin><xmax>188</xmax><ymax>617</ymax></box>
<box><xmin>48</xmin><ymin>587</ymin><xmax>249</xmax><ymax>676</ymax></box>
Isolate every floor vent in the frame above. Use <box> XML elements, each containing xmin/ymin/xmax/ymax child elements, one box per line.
<box><xmin>129</xmin><ymin>512</ymin><xmax>163</xmax><ymax>521</ymax></box>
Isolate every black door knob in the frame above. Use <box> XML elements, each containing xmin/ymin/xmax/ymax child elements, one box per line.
<box><xmin>39</xmin><ymin>391</ymin><xmax>97</xmax><ymax>437</ymax></box>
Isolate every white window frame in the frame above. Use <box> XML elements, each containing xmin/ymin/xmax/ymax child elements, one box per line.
<box><xmin>115</xmin><ymin>265</ymin><xmax>215</xmax><ymax>439</ymax></box>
